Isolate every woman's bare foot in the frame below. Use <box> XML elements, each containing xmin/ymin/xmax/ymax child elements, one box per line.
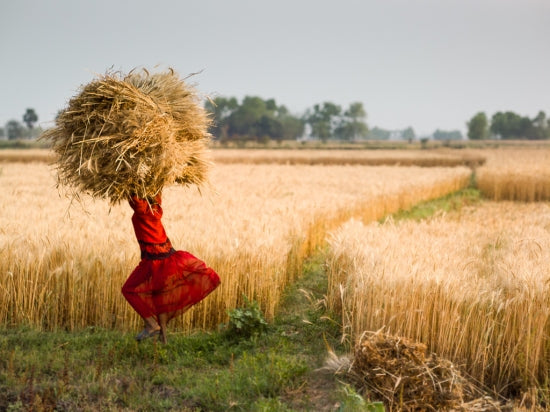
<box><xmin>135</xmin><ymin>328</ymin><xmax>160</xmax><ymax>341</ymax></box>
<box><xmin>135</xmin><ymin>316</ymin><xmax>161</xmax><ymax>341</ymax></box>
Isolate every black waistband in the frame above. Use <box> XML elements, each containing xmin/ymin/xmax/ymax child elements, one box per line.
<box><xmin>141</xmin><ymin>247</ymin><xmax>176</xmax><ymax>260</ymax></box>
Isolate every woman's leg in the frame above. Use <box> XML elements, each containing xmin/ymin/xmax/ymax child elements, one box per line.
<box><xmin>158</xmin><ymin>312</ymin><xmax>169</xmax><ymax>344</ymax></box>
<box><xmin>122</xmin><ymin>264</ymin><xmax>156</xmax><ymax>320</ymax></box>
<box><xmin>123</xmin><ymin>263</ymin><xmax>162</xmax><ymax>340</ymax></box>
<box><xmin>144</xmin><ymin>316</ymin><xmax>160</xmax><ymax>331</ymax></box>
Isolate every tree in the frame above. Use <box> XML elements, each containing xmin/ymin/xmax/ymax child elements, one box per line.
<box><xmin>367</xmin><ymin>127</ymin><xmax>390</xmax><ymax>140</ymax></box>
<box><xmin>335</xmin><ymin>102</ymin><xmax>368</xmax><ymax>141</ymax></box>
<box><xmin>257</xmin><ymin>115</ymin><xmax>283</xmax><ymax>141</ymax></box>
<box><xmin>490</xmin><ymin>111</ymin><xmax>531</xmax><ymax>139</ymax></box>
<box><xmin>467</xmin><ymin>112</ymin><xmax>489</xmax><ymax>140</ymax></box>
<box><xmin>5</xmin><ymin>119</ymin><xmax>25</xmax><ymax>140</ymax></box>
<box><xmin>205</xmin><ymin>96</ymin><xmax>306</xmax><ymax>143</ymax></box>
<box><xmin>279</xmin><ymin>111</ymin><xmax>305</xmax><ymax>140</ymax></box>
<box><xmin>23</xmin><ymin>108</ymin><xmax>38</xmax><ymax>129</ymax></box>
<box><xmin>304</xmin><ymin>102</ymin><xmax>341</xmax><ymax>142</ymax></box>
<box><xmin>204</xmin><ymin>97</ymin><xmax>238</xmax><ymax>141</ymax></box>
<box><xmin>0</xmin><ymin>127</ymin><xmax>4</xmax><ymax>138</ymax></box>
<box><xmin>226</xmin><ymin>96</ymin><xmax>270</xmax><ymax>140</ymax></box>
<box><xmin>527</xmin><ymin>111</ymin><xmax>549</xmax><ymax>140</ymax></box>
<box><xmin>402</xmin><ymin>127</ymin><xmax>416</xmax><ymax>142</ymax></box>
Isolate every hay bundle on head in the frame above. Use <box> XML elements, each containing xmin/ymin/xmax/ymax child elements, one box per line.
<box><xmin>42</xmin><ymin>68</ymin><xmax>212</xmax><ymax>204</ymax></box>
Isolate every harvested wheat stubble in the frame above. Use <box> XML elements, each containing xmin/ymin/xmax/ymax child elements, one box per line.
<box><xmin>41</xmin><ymin>68</ymin><xmax>212</xmax><ymax>204</ymax></box>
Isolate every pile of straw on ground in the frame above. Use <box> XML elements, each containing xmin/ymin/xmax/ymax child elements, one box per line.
<box><xmin>41</xmin><ymin>68</ymin><xmax>211</xmax><ymax>204</ymax></box>
<box><xmin>348</xmin><ymin>331</ymin><xmax>503</xmax><ymax>411</ymax></box>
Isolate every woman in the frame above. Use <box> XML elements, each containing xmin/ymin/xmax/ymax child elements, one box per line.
<box><xmin>122</xmin><ymin>194</ymin><xmax>220</xmax><ymax>343</ymax></box>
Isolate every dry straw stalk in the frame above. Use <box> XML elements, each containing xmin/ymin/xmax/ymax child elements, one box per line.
<box><xmin>350</xmin><ymin>331</ymin><xmax>466</xmax><ymax>411</ymax></box>
<box><xmin>41</xmin><ymin>68</ymin><xmax>212</xmax><ymax>204</ymax></box>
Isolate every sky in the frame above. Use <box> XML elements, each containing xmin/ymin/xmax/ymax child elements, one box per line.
<box><xmin>1</xmin><ymin>0</ymin><xmax>549</xmax><ymax>136</ymax></box>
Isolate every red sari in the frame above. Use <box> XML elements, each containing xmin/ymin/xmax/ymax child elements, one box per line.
<box><xmin>122</xmin><ymin>195</ymin><xmax>220</xmax><ymax>322</ymax></box>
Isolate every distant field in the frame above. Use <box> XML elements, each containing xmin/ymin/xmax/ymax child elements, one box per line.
<box><xmin>0</xmin><ymin>148</ymin><xmax>54</xmax><ymax>162</ymax></box>
<box><xmin>0</xmin><ymin>162</ymin><xmax>470</xmax><ymax>332</ymax></box>
<box><xmin>6</xmin><ymin>146</ymin><xmax>548</xmax><ymax>189</ymax></box>
<box><xmin>212</xmin><ymin>148</ymin><xmax>485</xmax><ymax>168</ymax></box>
<box><xmin>327</xmin><ymin>202</ymin><xmax>550</xmax><ymax>396</ymax></box>
<box><xmin>0</xmin><ymin>147</ymin><xmax>485</xmax><ymax>168</ymax></box>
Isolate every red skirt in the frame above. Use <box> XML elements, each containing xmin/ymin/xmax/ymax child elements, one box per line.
<box><xmin>122</xmin><ymin>250</ymin><xmax>220</xmax><ymax>321</ymax></box>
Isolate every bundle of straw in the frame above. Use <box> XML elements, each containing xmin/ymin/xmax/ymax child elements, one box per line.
<box><xmin>42</xmin><ymin>68</ymin><xmax>212</xmax><ymax>204</ymax></box>
<box><xmin>350</xmin><ymin>331</ymin><xmax>466</xmax><ymax>411</ymax></box>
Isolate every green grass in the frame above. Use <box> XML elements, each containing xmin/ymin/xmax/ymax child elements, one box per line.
<box><xmin>0</xmin><ymin>188</ymin><xmax>484</xmax><ymax>411</ymax></box>
<box><xmin>390</xmin><ymin>187</ymin><xmax>481</xmax><ymax>222</ymax></box>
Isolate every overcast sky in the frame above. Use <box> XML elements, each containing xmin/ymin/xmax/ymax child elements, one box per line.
<box><xmin>1</xmin><ymin>0</ymin><xmax>549</xmax><ymax>135</ymax></box>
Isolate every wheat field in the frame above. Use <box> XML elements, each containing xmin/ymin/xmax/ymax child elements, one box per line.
<box><xmin>475</xmin><ymin>147</ymin><xmax>550</xmax><ymax>201</ymax></box>
<box><xmin>0</xmin><ymin>160</ymin><xmax>470</xmax><ymax>332</ymax></box>
<box><xmin>327</xmin><ymin>202</ymin><xmax>550</xmax><ymax>394</ymax></box>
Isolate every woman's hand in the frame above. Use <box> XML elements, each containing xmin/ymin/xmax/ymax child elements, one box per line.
<box><xmin>129</xmin><ymin>193</ymin><xmax>162</xmax><ymax>214</ymax></box>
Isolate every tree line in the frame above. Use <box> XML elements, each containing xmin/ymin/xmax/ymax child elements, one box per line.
<box><xmin>205</xmin><ymin>96</ymin><xmax>374</xmax><ymax>143</ymax></box>
<box><xmin>203</xmin><ymin>97</ymin><xmax>547</xmax><ymax>142</ymax></box>
<box><xmin>0</xmin><ymin>108</ymin><xmax>41</xmax><ymax>139</ymax></box>
<box><xmin>3</xmin><ymin>103</ymin><xmax>549</xmax><ymax>142</ymax></box>
<box><xmin>467</xmin><ymin>111</ymin><xmax>550</xmax><ymax>140</ymax></box>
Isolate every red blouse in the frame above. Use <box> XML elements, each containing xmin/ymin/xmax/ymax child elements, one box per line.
<box><xmin>129</xmin><ymin>195</ymin><xmax>175</xmax><ymax>260</ymax></box>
